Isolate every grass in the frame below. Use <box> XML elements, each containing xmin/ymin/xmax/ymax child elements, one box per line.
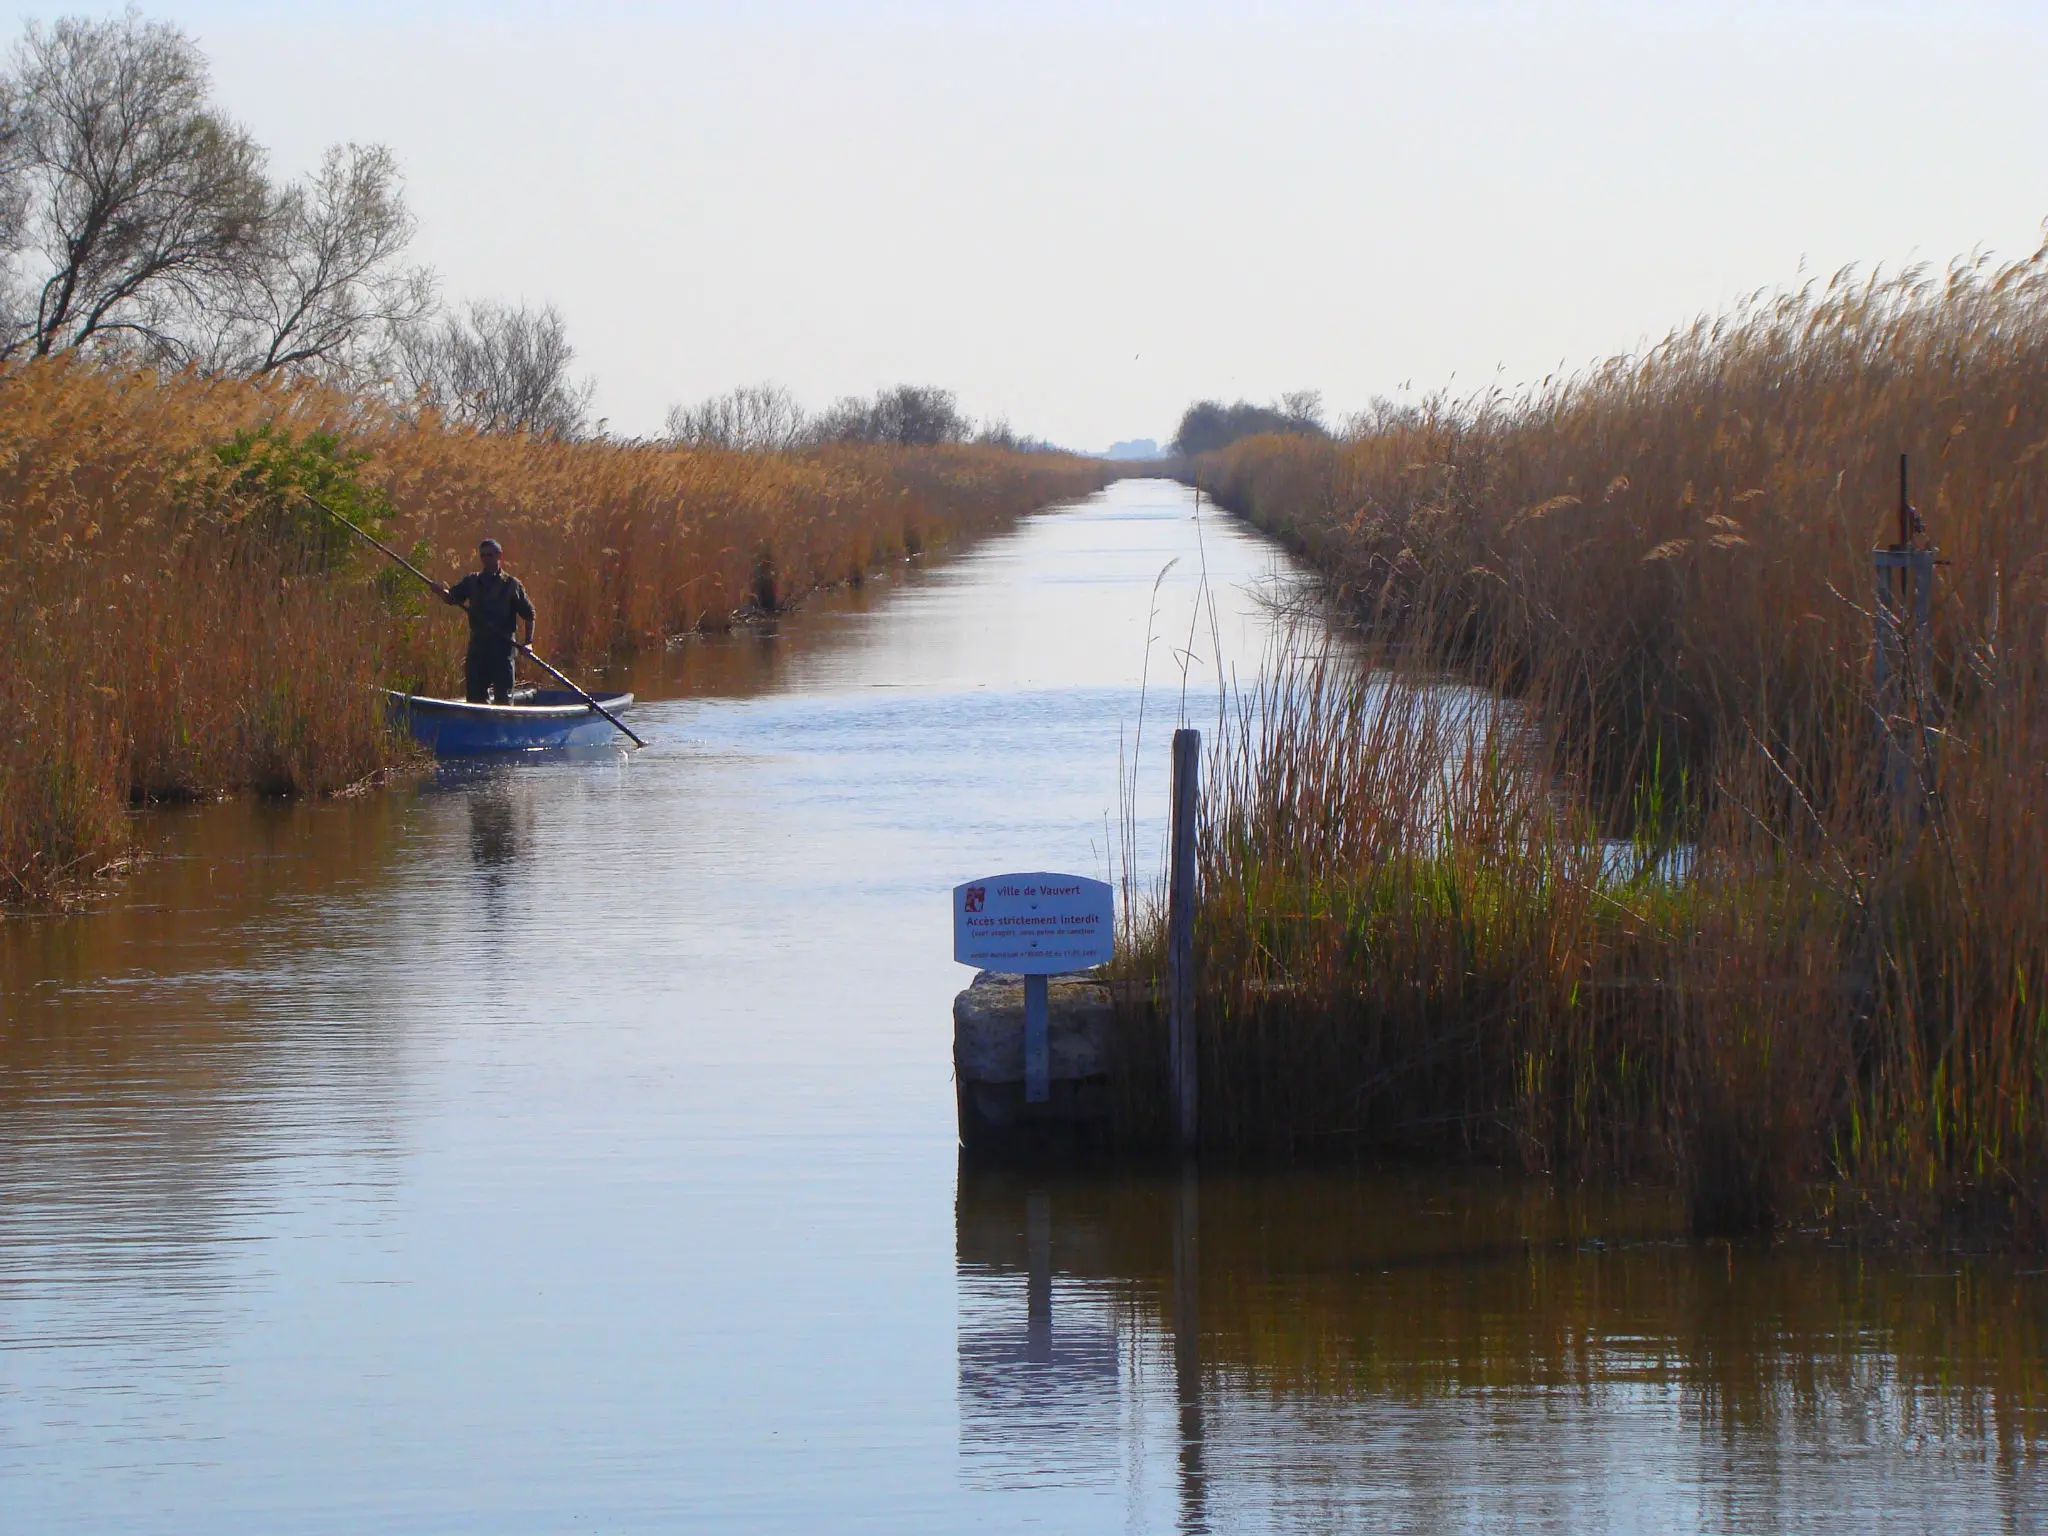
<box><xmin>0</xmin><ymin>359</ymin><xmax>1109</xmax><ymax>908</ymax></box>
<box><xmin>1116</xmin><ymin>246</ymin><xmax>2048</xmax><ymax>1249</ymax></box>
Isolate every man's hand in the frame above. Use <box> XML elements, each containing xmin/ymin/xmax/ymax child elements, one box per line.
<box><xmin>435</xmin><ymin>582</ymin><xmax>452</xmax><ymax>599</ymax></box>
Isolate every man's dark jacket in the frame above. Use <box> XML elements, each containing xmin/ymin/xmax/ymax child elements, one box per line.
<box><xmin>445</xmin><ymin>570</ymin><xmax>535</xmax><ymax>657</ymax></box>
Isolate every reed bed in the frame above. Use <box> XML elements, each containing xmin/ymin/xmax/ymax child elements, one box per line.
<box><xmin>1198</xmin><ymin>251</ymin><xmax>2048</xmax><ymax>803</ymax></box>
<box><xmin>1</xmin><ymin>360</ymin><xmax>1107</xmax><ymax>906</ymax></box>
<box><xmin>1116</xmin><ymin>649</ymin><xmax>1850</xmax><ymax>1231</ymax></box>
<box><xmin>1128</xmin><ymin>249</ymin><xmax>2048</xmax><ymax>1247</ymax></box>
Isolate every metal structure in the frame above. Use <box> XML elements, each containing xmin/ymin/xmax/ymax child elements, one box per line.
<box><xmin>1873</xmin><ymin>454</ymin><xmax>1938</xmax><ymax>821</ymax></box>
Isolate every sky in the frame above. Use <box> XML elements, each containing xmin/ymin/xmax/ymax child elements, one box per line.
<box><xmin>2</xmin><ymin>0</ymin><xmax>2045</xmax><ymax>450</ymax></box>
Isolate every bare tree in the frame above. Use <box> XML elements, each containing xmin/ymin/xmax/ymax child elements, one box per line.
<box><xmin>973</xmin><ymin>418</ymin><xmax>1056</xmax><ymax>451</ymax></box>
<box><xmin>1279</xmin><ymin>389</ymin><xmax>1326</xmax><ymax>432</ymax></box>
<box><xmin>4</xmin><ymin>13</ymin><xmax>267</xmax><ymax>361</ymax></box>
<box><xmin>0</xmin><ymin>78</ymin><xmax>30</xmax><ymax>319</ymax></box>
<box><xmin>664</xmin><ymin>381</ymin><xmax>808</xmax><ymax>452</ymax></box>
<box><xmin>1341</xmin><ymin>395</ymin><xmax>1423</xmax><ymax>440</ymax></box>
<box><xmin>812</xmin><ymin>384</ymin><xmax>968</xmax><ymax>446</ymax></box>
<box><xmin>402</xmin><ymin>299</ymin><xmax>592</xmax><ymax>437</ymax></box>
<box><xmin>210</xmin><ymin>142</ymin><xmax>433</xmax><ymax>379</ymax></box>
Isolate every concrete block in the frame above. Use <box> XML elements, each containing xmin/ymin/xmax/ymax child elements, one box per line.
<box><xmin>954</xmin><ymin>970</ymin><xmax>1113</xmax><ymax>1157</ymax></box>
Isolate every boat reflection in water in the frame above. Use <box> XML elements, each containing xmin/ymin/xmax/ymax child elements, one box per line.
<box><xmin>955</xmin><ymin>1160</ymin><xmax>2048</xmax><ymax>1532</ymax></box>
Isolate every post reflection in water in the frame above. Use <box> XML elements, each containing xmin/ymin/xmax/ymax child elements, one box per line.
<box><xmin>955</xmin><ymin>1168</ymin><xmax>1124</xmax><ymax>1494</ymax></box>
<box><xmin>1172</xmin><ymin>1166</ymin><xmax>1206</xmax><ymax>1536</ymax></box>
<box><xmin>950</xmin><ymin>1165</ymin><xmax>1205</xmax><ymax>1533</ymax></box>
<box><xmin>1026</xmin><ymin>1190</ymin><xmax>1052</xmax><ymax>1364</ymax></box>
<box><xmin>954</xmin><ymin>1160</ymin><xmax>2048</xmax><ymax>1531</ymax></box>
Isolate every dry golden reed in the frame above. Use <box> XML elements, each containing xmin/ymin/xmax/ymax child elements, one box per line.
<box><xmin>1201</xmin><ymin>251</ymin><xmax>2048</xmax><ymax>795</ymax></box>
<box><xmin>0</xmin><ymin>360</ymin><xmax>1107</xmax><ymax>905</ymax></box>
<box><xmin>1143</xmin><ymin>247</ymin><xmax>2048</xmax><ymax>1246</ymax></box>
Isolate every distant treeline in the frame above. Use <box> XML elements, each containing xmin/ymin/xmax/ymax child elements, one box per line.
<box><xmin>1170</xmin><ymin>392</ymin><xmax>1328</xmax><ymax>456</ymax></box>
<box><xmin>664</xmin><ymin>381</ymin><xmax>1058</xmax><ymax>454</ymax></box>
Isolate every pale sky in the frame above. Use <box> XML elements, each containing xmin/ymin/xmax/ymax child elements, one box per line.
<box><xmin>4</xmin><ymin>1</ymin><xmax>2045</xmax><ymax>450</ymax></box>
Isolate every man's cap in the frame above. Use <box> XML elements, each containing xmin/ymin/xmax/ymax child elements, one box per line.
<box><xmin>479</xmin><ymin>538</ymin><xmax>502</xmax><ymax>555</ymax></box>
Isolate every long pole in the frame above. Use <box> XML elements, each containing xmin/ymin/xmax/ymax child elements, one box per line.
<box><xmin>509</xmin><ymin>645</ymin><xmax>648</xmax><ymax>749</ymax></box>
<box><xmin>304</xmin><ymin>496</ymin><xmax>647</xmax><ymax>748</ymax></box>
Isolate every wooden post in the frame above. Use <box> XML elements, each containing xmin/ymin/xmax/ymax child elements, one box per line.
<box><xmin>1023</xmin><ymin>973</ymin><xmax>1050</xmax><ymax>1104</ymax></box>
<box><xmin>1168</xmin><ymin>727</ymin><xmax>1200</xmax><ymax>1150</ymax></box>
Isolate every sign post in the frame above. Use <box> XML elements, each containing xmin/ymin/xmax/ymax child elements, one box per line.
<box><xmin>954</xmin><ymin>871</ymin><xmax>1115</xmax><ymax>1103</ymax></box>
<box><xmin>1023</xmin><ymin>973</ymin><xmax>1051</xmax><ymax>1103</ymax></box>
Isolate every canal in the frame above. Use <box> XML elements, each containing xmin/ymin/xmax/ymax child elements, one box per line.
<box><xmin>2</xmin><ymin>479</ymin><xmax>2042</xmax><ymax>1531</ymax></box>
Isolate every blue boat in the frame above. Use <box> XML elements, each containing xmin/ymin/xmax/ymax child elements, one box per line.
<box><xmin>387</xmin><ymin>688</ymin><xmax>638</xmax><ymax>756</ymax></box>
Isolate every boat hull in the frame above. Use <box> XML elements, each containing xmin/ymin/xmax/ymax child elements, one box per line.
<box><xmin>387</xmin><ymin>689</ymin><xmax>637</xmax><ymax>756</ymax></box>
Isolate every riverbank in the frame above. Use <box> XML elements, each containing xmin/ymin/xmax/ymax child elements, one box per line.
<box><xmin>0</xmin><ymin>360</ymin><xmax>1109</xmax><ymax>909</ymax></box>
<box><xmin>1127</xmin><ymin>252</ymin><xmax>2048</xmax><ymax>1250</ymax></box>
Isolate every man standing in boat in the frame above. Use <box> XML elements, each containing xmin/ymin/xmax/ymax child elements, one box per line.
<box><xmin>438</xmin><ymin>539</ymin><xmax>536</xmax><ymax>704</ymax></box>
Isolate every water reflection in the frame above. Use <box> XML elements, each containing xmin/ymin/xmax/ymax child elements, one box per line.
<box><xmin>468</xmin><ymin>781</ymin><xmax>524</xmax><ymax>870</ymax></box>
<box><xmin>0</xmin><ymin>797</ymin><xmax>415</xmax><ymax>1453</ymax></box>
<box><xmin>1170</xmin><ymin>1168</ymin><xmax>1206</xmax><ymax>1536</ymax></box>
<box><xmin>608</xmin><ymin>613</ymin><xmax>798</xmax><ymax>701</ymax></box>
<box><xmin>955</xmin><ymin>1161</ymin><xmax>2048</xmax><ymax>1530</ymax></box>
<box><xmin>956</xmin><ymin>1179</ymin><xmax>1123</xmax><ymax>1492</ymax></box>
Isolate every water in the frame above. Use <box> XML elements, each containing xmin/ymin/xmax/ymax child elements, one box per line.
<box><xmin>2</xmin><ymin>479</ymin><xmax>2043</xmax><ymax>1532</ymax></box>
